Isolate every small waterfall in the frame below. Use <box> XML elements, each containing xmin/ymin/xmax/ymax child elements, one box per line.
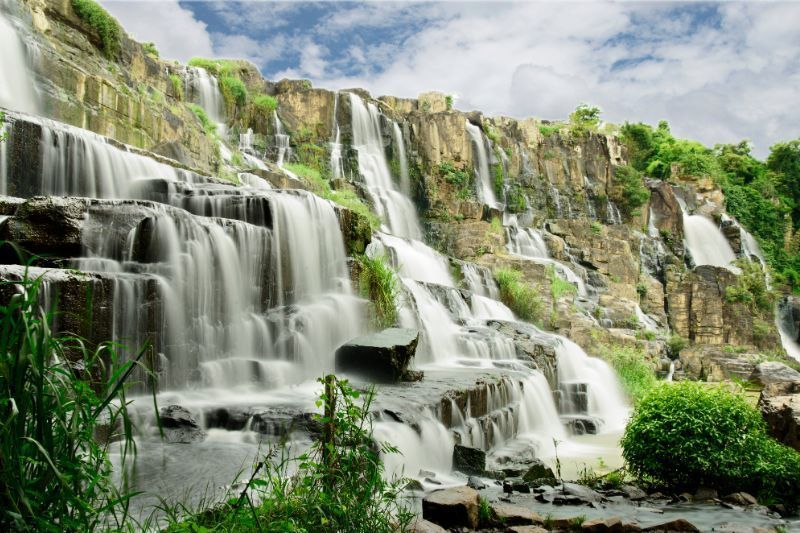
<box><xmin>678</xmin><ymin>200</ymin><xmax>736</xmax><ymax>269</ymax></box>
<box><xmin>465</xmin><ymin>121</ymin><xmax>498</xmax><ymax>207</ymax></box>
<box><xmin>392</xmin><ymin>122</ymin><xmax>411</xmax><ymax>196</ymax></box>
<box><xmin>239</xmin><ymin>128</ymin><xmax>254</xmax><ymax>152</ymax></box>
<box><xmin>777</xmin><ymin>298</ymin><xmax>800</xmax><ymax>362</ymax></box>
<box><xmin>329</xmin><ymin>93</ymin><xmax>345</xmax><ymax>180</ymax></box>
<box><xmin>188</xmin><ymin>67</ymin><xmax>226</xmax><ymax>133</ymax></box>
<box><xmin>647</xmin><ymin>207</ymin><xmax>659</xmax><ymax>238</ymax></box>
<box><xmin>461</xmin><ymin>263</ymin><xmax>500</xmax><ymax>300</ymax></box>
<box><xmin>666</xmin><ymin>360</ymin><xmax>676</xmax><ymax>382</ymax></box>
<box><xmin>606</xmin><ymin>199</ymin><xmax>622</xmax><ymax>225</ymax></box>
<box><xmin>273</xmin><ymin>112</ymin><xmax>292</xmax><ymax>168</ymax></box>
<box><xmin>349</xmin><ymin>93</ymin><xmax>421</xmax><ymax>239</ymax></box>
<box><xmin>635</xmin><ymin>304</ymin><xmax>659</xmax><ymax>331</ymax></box>
<box><xmin>0</xmin><ymin>5</ymin><xmax>39</xmax><ymax>114</ymax></box>
<box><xmin>374</xmin><ymin>410</ymin><xmax>455</xmax><ymax>481</ymax></box>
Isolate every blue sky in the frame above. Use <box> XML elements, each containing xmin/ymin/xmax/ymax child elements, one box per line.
<box><xmin>101</xmin><ymin>1</ymin><xmax>800</xmax><ymax>158</ymax></box>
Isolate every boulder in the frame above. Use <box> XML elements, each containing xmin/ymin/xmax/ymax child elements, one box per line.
<box><xmin>749</xmin><ymin>362</ymin><xmax>800</xmax><ymax>387</ymax></box>
<box><xmin>692</xmin><ymin>486</ymin><xmax>717</xmax><ymax>501</ymax></box>
<box><xmin>489</xmin><ymin>502</ymin><xmax>542</xmax><ymax>526</ymax></box>
<box><xmin>722</xmin><ymin>492</ymin><xmax>758</xmax><ymax>506</ymax></box>
<box><xmin>335</xmin><ymin>328</ymin><xmax>419</xmax><ymax>383</ymax></box>
<box><xmin>159</xmin><ymin>405</ymin><xmax>207</xmax><ymax>444</ymax></box>
<box><xmin>507</xmin><ymin>527</ymin><xmax>548</xmax><ymax>533</ymax></box>
<box><xmin>467</xmin><ymin>475</ymin><xmax>486</xmax><ymax>490</ymax></box>
<box><xmin>758</xmin><ymin>381</ymin><xmax>800</xmax><ymax>451</ymax></box>
<box><xmin>453</xmin><ymin>444</ymin><xmax>486</xmax><ymax>475</ymax></box>
<box><xmin>641</xmin><ymin>518</ymin><xmax>699</xmax><ymax>532</ymax></box>
<box><xmin>422</xmin><ymin>486</ymin><xmax>480</xmax><ymax>529</ymax></box>
<box><xmin>521</xmin><ymin>459</ymin><xmax>556</xmax><ymax>483</ymax></box>
<box><xmin>582</xmin><ymin>517</ymin><xmax>624</xmax><ymax>532</ymax></box>
<box><xmin>621</xmin><ymin>484</ymin><xmax>647</xmax><ymax>501</ymax></box>
<box><xmin>408</xmin><ymin>517</ymin><xmax>447</xmax><ymax>533</ymax></box>
<box><xmin>562</xmin><ymin>482</ymin><xmax>604</xmax><ymax>503</ymax></box>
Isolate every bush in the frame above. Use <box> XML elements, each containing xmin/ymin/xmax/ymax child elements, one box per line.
<box><xmin>667</xmin><ymin>333</ymin><xmax>687</xmax><ymax>355</ymax></box>
<box><xmin>220</xmin><ymin>75</ymin><xmax>248</xmax><ymax>108</ymax></box>
<box><xmin>569</xmin><ymin>103</ymin><xmax>601</xmax><ymax>137</ymax></box>
<box><xmin>598</xmin><ymin>345</ymin><xmax>656</xmax><ymax>403</ymax></box>
<box><xmin>0</xmin><ymin>268</ymin><xmax>144</xmax><ymax>529</ymax></box>
<box><xmin>493</xmin><ymin>161</ymin><xmax>504</xmax><ymax>198</ymax></box>
<box><xmin>538</xmin><ymin>123</ymin><xmax>562</xmax><ymax>137</ymax></box>
<box><xmin>71</xmin><ymin>0</ymin><xmax>121</xmax><ymax>59</ymax></box>
<box><xmin>169</xmin><ymin>74</ymin><xmax>183</xmax><ymax>101</ymax></box>
<box><xmin>724</xmin><ymin>259</ymin><xmax>774</xmax><ymax>313</ymax></box>
<box><xmin>253</xmin><ymin>94</ymin><xmax>278</xmax><ymax>115</ymax></box>
<box><xmin>549</xmin><ymin>265</ymin><xmax>578</xmax><ymax>302</ymax></box>
<box><xmin>142</xmin><ymin>41</ymin><xmax>159</xmax><ymax>58</ymax></box>
<box><xmin>187</xmin><ymin>103</ymin><xmax>217</xmax><ymax>136</ymax></box>
<box><xmin>358</xmin><ymin>254</ymin><xmax>401</xmax><ymax>329</ymax></box>
<box><xmin>612</xmin><ymin>165</ymin><xmax>650</xmax><ymax>217</ymax></box>
<box><xmin>495</xmin><ymin>268</ymin><xmax>544</xmax><ymax>323</ymax></box>
<box><xmin>621</xmin><ymin>382</ymin><xmax>800</xmax><ymax>509</ymax></box>
<box><xmin>171</xmin><ymin>376</ymin><xmax>413</xmax><ymax>532</ymax></box>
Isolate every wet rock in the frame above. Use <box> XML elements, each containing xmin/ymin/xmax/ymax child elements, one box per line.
<box><xmin>422</xmin><ymin>486</ymin><xmax>480</xmax><ymax>529</ymax></box>
<box><xmin>159</xmin><ymin>405</ymin><xmax>207</xmax><ymax>444</ymax></box>
<box><xmin>693</xmin><ymin>486</ymin><xmax>718</xmax><ymax>501</ymax></box>
<box><xmin>562</xmin><ymin>482</ymin><xmax>604</xmax><ymax>503</ymax></box>
<box><xmin>408</xmin><ymin>517</ymin><xmax>447</xmax><ymax>533</ymax></box>
<box><xmin>758</xmin><ymin>381</ymin><xmax>800</xmax><ymax>451</ymax></box>
<box><xmin>507</xmin><ymin>526</ymin><xmax>548</xmax><ymax>533</ymax></box>
<box><xmin>621</xmin><ymin>484</ymin><xmax>647</xmax><ymax>501</ymax></box>
<box><xmin>404</xmin><ymin>479</ymin><xmax>424</xmax><ymax>491</ymax></box>
<box><xmin>400</xmin><ymin>369</ymin><xmax>424</xmax><ymax>382</ymax></box>
<box><xmin>4</xmin><ymin>196</ymin><xmax>89</xmax><ymax>260</ymax></box>
<box><xmin>248</xmin><ymin>409</ymin><xmax>322</xmax><ymax>439</ymax></box>
<box><xmin>467</xmin><ymin>476</ymin><xmax>486</xmax><ymax>490</ymax></box>
<box><xmin>204</xmin><ymin>407</ymin><xmax>251</xmax><ymax>430</ymax></box>
<box><xmin>453</xmin><ymin>444</ymin><xmax>486</xmax><ymax>475</ymax></box>
<box><xmin>521</xmin><ymin>459</ymin><xmax>555</xmax><ymax>483</ymax></box>
<box><xmin>335</xmin><ymin>328</ymin><xmax>419</xmax><ymax>383</ymax></box>
<box><xmin>723</xmin><ymin>492</ymin><xmax>758</xmax><ymax>507</ymax></box>
<box><xmin>490</xmin><ymin>502</ymin><xmax>542</xmax><ymax>526</ymax></box>
<box><xmin>749</xmin><ymin>362</ymin><xmax>800</xmax><ymax>387</ymax></box>
<box><xmin>641</xmin><ymin>518</ymin><xmax>699</xmax><ymax>532</ymax></box>
<box><xmin>582</xmin><ymin>517</ymin><xmax>624</xmax><ymax>532</ymax></box>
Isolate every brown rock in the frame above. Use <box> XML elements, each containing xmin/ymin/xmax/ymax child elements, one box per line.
<box><xmin>642</xmin><ymin>518</ymin><xmax>699</xmax><ymax>532</ymax></box>
<box><xmin>490</xmin><ymin>503</ymin><xmax>542</xmax><ymax>526</ymax></box>
<box><xmin>722</xmin><ymin>492</ymin><xmax>758</xmax><ymax>506</ymax></box>
<box><xmin>758</xmin><ymin>381</ymin><xmax>800</xmax><ymax>451</ymax></box>
<box><xmin>422</xmin><ymin>486</ymin><xmax>480</xmax><ymax>529</ymax></box>
<box><xmin>506</xmin><ymin>526</ymin><xmax>548</xmax><ymax>533</ymax></box>
<box><xmin>582</xmin><ymin>517</ymin><xmax>624</xmax><ymax>532</ymax></box>
<box><xmin>408</xmin><ymin>517</ymin><xmax>447</xmax><ymax>533</ymax></box>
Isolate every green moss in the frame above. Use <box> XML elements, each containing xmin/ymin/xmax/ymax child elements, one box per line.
<box><xmin>187</xmin><ymin>104</ymin><xmax>217</xmax><ymax>136</ymax></box>
<box><xmin>495</xmin><ymin>268</ymin><xmax>544</xmax><ymax>323</ymax></box>
<box><xmin>253</xmin><ymin>94</ymin><xmax>278</xmax><ymax>115</ymax></box>
<box><xmin>71</xmin><ymin>0</ymin><xmax>121</xmax><ymax>59</ymax></box>
<box><xmin>169</xmin><ymin>74</ymin><xmax>183</xmax><ymax>101</ymax></box>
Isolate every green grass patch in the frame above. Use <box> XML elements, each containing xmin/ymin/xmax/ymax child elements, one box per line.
<box><xmin>358</xmin><ymin>254</ymin><xmax>401</xmax><ymax>328</ymax></box>
<box><xmin>220</xmin><ymin>75</ymin><xmax>248</xmax><ymax>108</ymax></box>
<box><xmin>539</xmin><ymin>123</ymin><xmax>563</xmax><ymax>137</ymax></box>
<box><xmin>597</xmin><ymin>344</ymin><xmax>657</xmax><ymax>403</ymax></box>
<box><xmin>495</xmin><ymin>268</ymin><xmax>544</xmax><ymax>323</ymax></box>
<box><xmin>548</xmin><ymin>265</ymin><xmax>578</xmax><ymax>302</ymax></box>
<box><xmin>253</xmin><ymin>94</ymin><xmax>278</xmax><ymax>114</ymax></box>
<box><xmin>71</xmin><ymin>0</ymin><xmax>121</xmax><ymax>59</ymax></box>
<box><xmin>142</xmin><ymin>41</ymin><xmax>159</xmax><ymax>58</ymax></box>
<box><xmin>169</xmin><ymin>74</ymin><xmax>183</xmax><ymax>101</ymax></box>
<box><xmin>187</xmin><ymin>103</ymin><xmax>217</xmax><ymax>136</ymax></box>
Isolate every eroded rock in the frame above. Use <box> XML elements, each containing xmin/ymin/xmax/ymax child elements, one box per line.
<box><xmin>159</xmin><ymin>405</ymin><xmax>207</xmax><ymax>444</ymax></box>
<box><xmin>422</xmin><ymin>486</ymin><xmax>480</xmax><ymax>529</ymax></box>
<box><xmin>335</xmin><ymin>328</ymin><xmax>419</xmax><ymax>383</ymax></box>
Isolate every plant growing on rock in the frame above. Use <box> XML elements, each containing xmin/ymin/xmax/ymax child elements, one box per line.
<box><xmin>597</xmin><ymin>344</ymin><xmax>656</xmax><ymax>403</ymax></box>
<box><xmin>187</xmin><ymin>103</ymin><xmax>217</xmax><ymax>136</ymax></box>
<box><xmin>622</xmin><ymin>382</ymin><xmax>800</xmax><ymax>510</ymax></box>
<box><xmin>169</xmin><ymin>74</ymin><xmax>183</xmax><ymax>101</ymax></box>
<box><xmin>142</xmin><ymin>41</ymin><xmax>159</xmax><ymax>58</ymax></box>
<box><xmin>612</xmin><ymin>165</ymin><xmax>650</xmax><ymax>217</ymax></box>
<box><xmin>495</xmin><ymin>268</ymin><xmax>543</xmax><ymax>323</ymax></box>
<box><xmin>220</xmin><ymin>75</ymin><xmax>248</xmax><ymax>108</ymax></box>
<box><xmin>569</xmin><ymin>103</ymin><xmax>601</xmax><ymax>137</ymax></box>
<box><xmin>71</xmin><ymin>0</ymin><xmax>122</xmax><ymax>59</ymax></box>
<box><xmin>724</xmin><ymin>259</ymin><xmax>774</xmax><ymax>313</ymax></box>
<box><xmin>358</xmin><ymin>254</ymin><xmax>401</xmax><ymax>329</ymax></box>
<box><xmin>253</xmin><ymin>93</ymin><xmax>278</xmax><ymax>115</ymax></box>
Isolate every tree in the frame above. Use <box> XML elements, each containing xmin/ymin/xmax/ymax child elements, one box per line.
<box><xmin>767</xmin><ymin>139</ymin><xmax>800</xmax><ymax>225</ymax></box>
<box><xmin>569</xmin><ymin>103</ymin><xmax>601</xmax><ymax>136</ymax></box>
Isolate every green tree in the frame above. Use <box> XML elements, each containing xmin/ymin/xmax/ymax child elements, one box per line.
<box><xmin>767</xmin><ymin>139</ymin><xmax>800</xmax><ymax>225</ymax></box>
<box><xmin>569</xmin><ymin>103</ymin><xmax>601</xmax><ymax>136</ymax></box>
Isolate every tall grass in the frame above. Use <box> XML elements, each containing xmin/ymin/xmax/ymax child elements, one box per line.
<box><xmin>358</xmin><ymin>254</ymin><xmax>401</xmax><ymax>329</ymax></box>
<box><xmin>495</xmin><ymin>267</ymin><xmax>543</xmax><ymax>323</ymax></box>
<box><xmin>0</xmin><ymin>266</ymin><xmax>148</xmax><ymax>530</ymax></box>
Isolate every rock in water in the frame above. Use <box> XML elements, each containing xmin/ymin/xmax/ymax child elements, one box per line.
<box><xmin>642</xmin><ymin>518</ymin><xmax>699</xmax><ymax>532</ymax></box>
<box><xmin>758</xmin><ymin>381</ymin><xmax>800</xmax><ymax>451</ymax></box>
<box><xmin>422</xmin><ymin>486</ymin><xmax>480</xmax><ymax>529</ymax></box>
<box><xmin>335</xmin><ymin>328</ymin><xmax>419</xmax><ymax>383</ymax></box>
<box><xmin>159</xmin><ymin>405</ymin><xmax>207</xmax><ymax>444</ymax></box>
<box><xmin>489</xmin><ymin>502</ymin><xmax>542</xmax><ymax>525</ymax></box>
<box><xmin>521</xmin><ymin>459</ymin><xmax>556</xmax><ymax>483</ymax></box>
<box><xmin>452</xmin><ymin>444</ymin><xmax>486</xmax><ymax>475</ymax></box>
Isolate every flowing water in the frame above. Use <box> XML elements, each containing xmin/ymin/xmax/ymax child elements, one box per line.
<box><xmin>0</xmin><ymin>2</ymin><xmax>38</xmax><ymax>114</ymax></box>
<box><xmin>465</xmin><ymin>121</ymin><xmax>498</xmax><ymax>207</ymax></box>
<box><xmin>678</xmin><ymin>199</ymin><xmax>737</xmax><ymax>269</ymax></box>
<box><xmin>273</xmin><ymin>111</ymin><xmax>292</xmax><ymax>167</ymax></box>
<box><xmin>188</xmin><ymin>67</ymin><xmax>226</xmax><ymax>133</ymax></box>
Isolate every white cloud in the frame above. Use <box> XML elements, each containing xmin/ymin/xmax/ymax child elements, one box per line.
<box><xmin>100</xmin><ymin>1</ymin><xmax>214</xmax><ymax>61</ymax></box>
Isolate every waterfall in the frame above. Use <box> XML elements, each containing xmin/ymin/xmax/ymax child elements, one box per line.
<box><xmin>273</xmin><ymin>112</ymin><xmax>292</xmax><ymax>168</ymax></box>
<box><xmin>349</xmin><ymin>93</ymin><xmax>422</xmax><ymax>239</ymax></box>
<box><xmin>461</xmin><ymin>263</ymin><xmax>500</xmax><ymax>300</ymax></box>
<box><xmin>678</xmin><ymin>200</ymin><xmax>737</xmax><ymax>269</ymax></box>
<box><xmin>392</xmin><ymin>122</ymin><xmax>411</xmax><ymax>196</ymax></box>
<box><xmin>465</xmin><ymin>121</ymin><xmax>498</xmax><ymax>207</ymax></box>
<box><xmin>0</xmin><ymin>5</ymin><xmax>39</xmax><ymax>114</ymax></box>
<box><xmin>777</xmin><ymin>298</ymin><xmax>800</xmax><ymax>362</ymax></box>
<box><xmin>188</xmin><ymin>67</ymin><xmax>226</xmax><ymax>133</ymax></box>
<box><xmin>239</xmin><ymin>128</ymin><xmax>254</xmax><ymax>152</ymax></box>
<box><xmin>330</xmin><ymin>93</ymin><xmax>345</xmax><ymax>180</ymax></box>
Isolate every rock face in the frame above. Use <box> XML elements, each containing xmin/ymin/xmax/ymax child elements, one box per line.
<box><xmin>759</xmin><ymin>381</ymin><xmax>800</xmax><ymax>452</ymax></box>
<box><xmin>159</xmin><ymin>405</ymin><xmax>207</xmax><ymax>444</ymax></box>
<box><xmin>452</xmin><ymin>444</ymin><xmax>485</xmax><ymax>475</ymax></box>
<box><xmin>422</xmin><ymin>486</ymin><xmax>480</xmax><ymax>529</ymax></box>
<box><xmin>749</xmin><ymin>362</ymin><xmax>800</xmax><ymax>387</ymax></box>
<box><xmin>334</xmin><ymin>328</ymin><xmax>419</xmax><ymax>383</ymax></box>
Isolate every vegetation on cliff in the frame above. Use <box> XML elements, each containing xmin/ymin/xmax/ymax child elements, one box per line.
<box><xmin>71</xmin><ymin>0</ymin><xmax>121</xmax><ymax>59</ymax></box>
<box><xmin>358</xmin><ymin>254</ymin><xmax>401</xmax><ymax>329</ymax></box>
<box><xmin>495</xmin><ymin>267</ymin><xmax>544</xmax><ymax>323</ymax></box>
<box><xmin>622</xmin><ymin>382</ymin><xmax>800</xmax><ymax>510</ymax></box>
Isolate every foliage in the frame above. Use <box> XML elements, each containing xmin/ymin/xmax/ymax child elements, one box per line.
<box><xmin>767</xmin><ymin>139</ymin><xmax>800</xmax><ymax>226</ymax></box>
<box><xmin>253</xmin><ymin>94</ymin><xmax>278</xmax><ymax>115</ymax></box>
<box><xmin>621</xmin><ymin>382</ymin><xmax>800</xmax><ymax>509</ymax></box>
<box><xmin>171</xmin><ymin>376</ymin><xmax>414</xmax><ymax>532</ymax></box>
<box><xmin>169</xmin><ymin>74</ymin><xmax>183</xmax><ymax>101</ymax></box>
<box><xmin>483</xmin><ymin>124</ymin><xmax>499</xmax><ymax>144</ymax></box>
<box><xmin>142</xmin><ymin>41</ymin><xmax>159</xmax><ymax>58</ymax></box>
<box><xmin>597</xmin><ymin>344</ymin><xmax>657</xmax><ymax>403</ymax></box>
<box><xmin>569</xmin><ymin>103</ymin><xmax>601</xmax><ymax>137</ymax></box>
<box><xmin>490</xmin><ymin>216</ymin><xmax>503</xmax><ymax>236</ymax></box>
<box><xmin>493</xmin><ymin>160</ymin><xmax>505</xmax><ymax>199</ymax></box>
<box><xmin>220</xmin><ymin>76</ymin><xmax>248</xmax><ymax>108</ymax></box>
<box><xmin>724</xmin><ymin>259</ymin><xmax>775</xmax><ymax>312</ymax></box>
<box><xmin>478</xmin><ymin>496</ymin><xmax>492</xmax><ymax>525</ymax></box>
<box><xmin>667</xmin><ymin>333</ymin><xmax>687</xmax><ymax>355</ymax></box>
<box><xmin>71</xmin><ymin>0</ymin><xmax>121</xmax><ymax>59</ymax></box>
<box><xmin>358</xmin><ymin>254</ymin><xmax>401</xmax><ymax>329</ymax></box>
<box><xmin>590</xmin><ymin>221</ymin><xmax>603</xmax><ymax>234</ymax></box>
<box><xmin>548</xmin><ymin>265</ymin><xmax>577</xmax><ymax>302</ymax></box>
<box><xmin>0</xmin><ymin>112</ymin><xmax>6</xmax><ymax>143</ymax></box>
<box><xmin>445</xmin><ymin>94</ymin><xmax>454</xmax><ymax>111</ymax></box>
<box><xmin>438</xmin><ymin>161</ymin><xmax>473</xmax><ymax>199</ymax></box>
<box><xmin>505</xmin><ymin>185</ymin><xmax>527</xmax><ymax>213</ymax></box>
<box><xmin>495</xmin><ymin>268</ymin><xmax>544</xmax><ymax>323</ymax></box>
<box><xmin>187</xmin><ymin>103</ymin><xmax>217</xmax><ymax>136</ymax></box>
<box><xmin>0</xmin><ymin>266</ymin><xmax>147</xmax><ymax>530</ymax></box>
<box><xmin>538</xmin><ymin>122</ymin><xmax>562</xmax><ymax>137</ymax></box>
<box><xmin>612</xmin><ymin>165</ymin><xmax>650</xmax><ymax>217</ymax></box>
<box><xmin>285</xmin><ymin>163</ymin><xmax>381</xmax><ymax>231</ymax></box>
<box><xmin>187</xmin><ymin>57</ymin><xmax>241</xmax><ymax>78</ymax></box>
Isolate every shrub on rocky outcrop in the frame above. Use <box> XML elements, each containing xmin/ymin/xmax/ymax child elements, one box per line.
<box><xmin>71</xmin><ymin>0</ymin><xmax>121</xmax><ymax>59</ymax></box>
<box><xmin>253</xmin><ymin>94</ymin><xmax>278</xmax><ymax>115</ymax></box>
<box><xmin>220</xmin><ymin>75</ymin><xmax>248</xmax><ymax>108</ymax></box>
<box><xmin>495</xmin><ymin>268</ymin><xmax>543</xmax><ymax>323</ymax></box>
<box><xmin>598</xmin><ymin>344</ymin><xmax>656</xmax><ymax>404</ymax></box>
<box><xmin>612</xmin><ymin>165</ymin><xmax>650</xmax><ymax>217</ymax></box>
<box><xmin>187</xmin><ymin>104</ymin><xmax>217</xmax><ymax>136</ymax></box>
<box><xmin>358</xmin><ymin>254</ymin><xmax>401</xmax><ymax>329</ymax></box>
<box><xmin>622</xmin><ymin>381</ymin><xmax>800</xmax><ymax>510</ymax></box>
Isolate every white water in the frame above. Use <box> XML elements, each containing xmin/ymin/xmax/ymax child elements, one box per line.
<box><xmin>330</xmin><ymin>93</ymin><xmax>345</xmax><ymax>180</ymax></box>
<box><xmin>188</xmin><ymin>67</ymin><xmax>226</xmax><ymax>133</ymax></box>
<box><xmin>239</xmin><ymin>128</ymin><xmax>254</xmax><ymax>152</ymax></box>
<box><xmin>393</xmin><ymin>122</ymin><xmax>411</xmax><ymax>197</ymax></box>
<box><xmin>465</xmin><ymin>121</ymin><xmax>498</xmax><ymax>207</ymax></box>
<box><xmin>0</xmin><ymin>6</ymin><xmax>38</xmax><ymax>114</ymax></box>
<box><xmin>679</xmin><ymin>200</ymin><xmax>737</xmax><ymax>269</ymax></box>
<box><xmin>349</xmin><ymin>93</ymin><xmax>422</xmax><ymax>239</ymax></box>
<box><xmin>777</xmin><ymin>299</ymin><xmax>800</xmax><ymax>362</ymax></box>
<box><xmin>273</xmin><ymin>112</ymin><xmax>292</xmax><ymax>168</ymax></box>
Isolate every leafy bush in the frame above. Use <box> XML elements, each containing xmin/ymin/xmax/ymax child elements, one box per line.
<box><xmin>142</xmin><ymin>41</ymin><xmax>159</xmax><ymax>58</ymax></box>
<box><xmin>506</xmin><ymin>185</ymin><xmax>527</xmax><ymax>213</ymax></box>
<box><xmin>538</xmin><ymin>123</ymin><xmax>562</xmax><ymax>137</ymax></box>
<box><xmin>253</xmin><ymin>94</ymin><xmax>278</xmax><ymax>115</ymax></box>
<box><xmin>598</xmin><ymin>344</ymin><xmax>656</xmax><ymax>403</ymax></box>
<box><xmin>612</xmin><ymin>165</ymin><xmax>650</xmax><ymax>217</ymax></box>
<box><xmin>483</xmin><ymin>124</ymin><xmax>499</xmax><ymax>143</ymax></box>
<box><xmin>622</xmin><ymin>382</ymin><xmax>800</xmax><ymax>509</ymax></box>
<box><xmin>495</xmin><ymin>268</ymin><xmax>544</xmax><ymax>323</ymax></box>
<box><xmin>548</xmin><ymin>265</ymin><xmax>577</xmax><ymax>302</ymax></box>
<box><xmin>569</xmin><ymin>103</ymin><xmax>601</xmax><ymax>137</ymax></box>
<box><xmin>439</xmin><ymin>161</ymin><xmax>473</xmax><ymax>199</ymax></box>
<box><xmin>0</xmin><ymin>268</ymin><xmax>145</xmax><ymax>530</ymax></box>
<box><xmin>445</xmin><ymin>94</ymin><xmax>454</xmax><ymax>111</ymax></box>
<box><xmin>493</xmin><ymin>161</ymin><xmax>505</xmax><ymax>198</ymax></box>
<box><xmin>220</xmin><ymin>75</ymin><xmax>248</xmax><ymax>108</ymax></box>
<box><xmin>171</xmin><ymin>376</ymin><xmax>413</xmax><ymax>532</ymax></box>
<box><xmin>187</xmin><ymin>103</ymin><xmax>217</xmax><ymax>136</ymax></box>
<box><xmin>187</xmin><ymin>57</ymin><xmax>240</xmax><ymax>78</ymax></box>
<box><xmin>667</xmin><ymin>333</ymin><xmax>687</xmax><ymax>355</ymax></box>
<box><xmin>169</xmin><ymin>74</ymin><xmax>183</xmax><ymax>100</ymax></box>
<box><xmin>358</xmin><ymin>254</ymin><xmax>401</xmax><ymax>329</ymax></box>
<box><xmin>724</xmin><ymin>259</ymin><xmax>775</xmax><ymax>312</ymax></box>
<box><xmin>71</xmin><ymin>0</ymin><xmax>121</xmax><ymax>59</ymax></box>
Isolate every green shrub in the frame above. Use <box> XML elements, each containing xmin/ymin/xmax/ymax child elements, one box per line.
<box><xmin>493</xmin><ymin>161</ymin><xmax>505</xmax><ymax>198</ymax></box>
<box><xmin>71</xmin><ymin>0</ymin><xmax>121</xmax><ymax>59</ymax></box>
<box><xmin>358</xmin><ymin>254</ymin><xmax>400</xmax><ymax>328</ymax></box>
<box><xmin>724</xmin><ymin>259</ymin><xmax>774</xmax><ymax>312</ymax></box>
<box><xmin>445</xmin><ymin>95</ymin><xmax>454</xmax><ymax>111</ymax></box>
<box><xmin>169</xmin><ymin>74</ymin><xmax>183</xmax><ymax>101</ymax></box>
<box><xmin>187</xmin><ymin>57</ymin><xmax>241</xmax><ymax>78</ymax></box>
<box><xmin>667</xmin><ymin>333</ymin><xmax>687</xmax><ymax>355</ymax></box>
<box><xmin>506</xmin><ymin>186</ymin><xmax>527</xmax><ymax>213</ymax></box>
<box><xmin>622</xmin><ymin>382</ymin><xmax>800</xmax><ymax>509</ymax></box>
<box><xmin>253</xmin><ymin>93</ymin><xmax>278</xmax><ymax>115</ymax></box>
<box><xmin>538</xmin><ymin>123</ymin><xmax>562</xmax><ymax>137</ymax></box>
<box><xmin>598</xmin><ymin>345</ymin><xmax>656</xmax><ymax>403</ymax></box>
<box><xmin>478</xmin><ymin>496</ymin><xmax>492</xmax><ymax>526</ymax></box>
<box><xmin>220</xmin><ymin>75</ymin><xmax>248</xmax><ymax>108</ymax></box>
<box><xmin>0</xmin><ymin>268</ymin><xmax>145</xmax><ymax>530</ymax></box>
<box><xmin>483</xmin><ymin>124</ymin><xmax>499</xmax><ymax>144</ymax></box>
<box><xmin>495</xmin><ymin>268</ymin><xmax>544</xmax><ymax>323</ymax></box>
<box><xmin>187</xmin><ymin>103</ymin><xmax>217</xmax><ymax>136</ymax></box>
<box><xmin>612</xmin><ymin>165</ymin><xmax>650</xmax><ymax>216</ymax></box>
<box><xmin>569</xmin><ymin>103</ymin><xmax>601</xmax><ymax>137</ymax></box>
<box><xmin>142</xmin><ymin>41</ymin><xmax>159</xmax><ymax>58</ymax></box>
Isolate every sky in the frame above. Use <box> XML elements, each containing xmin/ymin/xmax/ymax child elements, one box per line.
<box><xmin>99</xmin><ymin>1</ymin><xmax>800</xmax><ymax>158</ymax></box>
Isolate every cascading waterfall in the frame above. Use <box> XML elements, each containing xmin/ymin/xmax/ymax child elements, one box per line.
<box><xmin>0</xmin><ymin>4</ymin><xmax>39</xmax><ymax>114</ymax></box>
<box><xmin>330</xmin><ymin>93</ymin><xmax>345</xmax><ymax>180</ymax></box>
<box><xmin>349</xmin><ymin>93</ymin><xmax>422</xmax><ymax>239</ymax></box>
<box><xmin>678</xmin><ymin>199</ymin><xmax>737</xmax><ymax>269</ymax></box>
<box><xmin>239</xmin><ymin>128</ymin><xmax>254</xmax><ymax>152</ymax></box>
<box><xmin>273</xmin><ymin>111</ymin><xmax>292</xmax><ymax>167</ymax></box>
<box><xmin>392</xmin><ymin>122</ymin><xmax>411</xmax><ymax>196</ymax></box>
<box><xmin>465</xmin><ymin>121</ymin><xmax>498</xmax><ymax>207</ymax></box>
<box><xmin>188</xmin><ymin>67</ymin><xmax>226</xmax><ymax>133</ymax></box>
